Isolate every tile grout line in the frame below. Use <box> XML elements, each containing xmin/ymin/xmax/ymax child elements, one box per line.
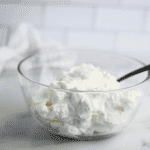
<box><xmin>91</xmin><ymin>4</ymin><xmax>98</xmax><ymax>30</ymax></box>
<box><xmin>141</xmin><ymin>7</ymin><xmax>149</xmax><ymax>34</ymax></box>
<box><xmin>112</xmin><ymin>0</ymin><xmax>121</xmax><ymax>53</ymax></box>
<box><xmin>112</xmin><ymin>31</ymin><xmax>119</xmax><ymax>52</ymax></box>
<box><xmin>118</xmin><ymin>0</ymin><xmax>122</xmax><ymax>7</ymax></box>
<box><xmin>63</xmin><ymin>29</ymin><xmax>69</xmax><ymax>47</ymax></box>
<box><xmin>40</xmin><ymin>1</ymin><xmax>47</xmax><ymax>28</ymax></box>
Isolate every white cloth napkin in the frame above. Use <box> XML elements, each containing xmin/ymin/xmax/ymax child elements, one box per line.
<box><xmin>0</xmin><ymin>23</ymin><xmax>65</xmax><ymax>75</ymax></box>
<box><xmin>0</xmin><ymin>46</ymin><xmax>16</xmax><ymax>74</ymax></box>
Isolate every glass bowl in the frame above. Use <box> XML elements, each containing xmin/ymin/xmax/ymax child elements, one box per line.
<box><xmin>17</xmin><ymin>49</ymin><xmax>150</xmax><ymax>139</ymax></box>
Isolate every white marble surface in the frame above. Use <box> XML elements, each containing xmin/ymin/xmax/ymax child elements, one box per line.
<box><xmin>0</xmin><ymin>70</ymin><xmax>150</xmax><ymax>150</ymax></box>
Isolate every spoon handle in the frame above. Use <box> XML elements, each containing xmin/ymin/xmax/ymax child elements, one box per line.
<box><xmin>117</xmin><ymin>64</ymin><xmax>150</xmax><ymax>82</ymax></box>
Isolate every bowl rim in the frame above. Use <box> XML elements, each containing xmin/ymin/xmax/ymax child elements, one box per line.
<box><xmin>17</xmin><ymin>49</ymin><xmax>150</xmax><ymax>93</ymax></box>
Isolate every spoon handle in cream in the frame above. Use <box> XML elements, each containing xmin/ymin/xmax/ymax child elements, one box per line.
<box><xmin>117</xmin><ymin>64</ymin><xmax>150</xmax><ymax>82</ymax></box>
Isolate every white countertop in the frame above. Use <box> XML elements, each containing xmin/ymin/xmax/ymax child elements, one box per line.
<box><xmin>0</xmin><ymin>70</ymin><xmax>150</xmax><ymax>150</ymax></box>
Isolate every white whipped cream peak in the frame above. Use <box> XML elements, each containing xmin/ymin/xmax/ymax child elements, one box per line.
<box><xmin>50</xmin><ymin>63</ymin><xmax>120</xmax><ymax>91</ymax></box>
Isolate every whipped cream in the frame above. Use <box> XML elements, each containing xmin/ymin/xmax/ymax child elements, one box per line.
<box><xmin>32</xmin><ymin>63</ymin><xmax>142</xmax><ymax>136</ymax></box>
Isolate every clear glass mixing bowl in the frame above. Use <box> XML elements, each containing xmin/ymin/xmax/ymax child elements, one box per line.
<box><xmin>17</xmin><ymin>49</ymin><xmax>150</xmax><ymax>139</ymax></box>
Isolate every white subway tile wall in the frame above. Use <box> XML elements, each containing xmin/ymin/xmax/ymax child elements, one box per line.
<box><xmin>39</xmin><ymin>29</ymin><xmax>65</xmax><ymax>45</ymax></box>
<box><xmin>116</xmin><ymin>32</ymin><xmax>150</xmax><ymax>51</ymax></box>
<box><xmin>115</xmin><ymin>32</ymin><xmax>150</xmax><ymax>63</ymax></box>
<box><xmin>44</xmin><ymin>7</ymin><xmax>93</xmax><ymax>28</ymax></box>
<box><xmin>10</xmin><ymin>5</ymin><xmax>42</xmax><ymax>28</ymax></box>
<box><xmin>0</xmin><ymin>4</ymin><xmax>18</xmax><ymax>25</ymax></box>
<box><xmin>0</xmin><ymin>0</ymin><xmax>150</xmax><ymax>63</ymax></box>
<box><xmin>122</xmin><ymin>0</ymin><xmax>150</xmax><ymax>7</ymax></box>
<box><xmin>95</xmin><ymin>8</ymin><xmax>143</xmax><ymax>31</ymax></box>
<box><xmin>68</xmin><ymin>31</ymin><xmax>114</xmax><ymax>49</ymax></box>
<box><xmin>72</xmin><ymin>0</ymin><xmax>119</xmax><ymax>5</ymax></box>
<box><xmin>145</xmin><ymin>10</ymin><xmax>150</xmax><ymax>32</ymax></box>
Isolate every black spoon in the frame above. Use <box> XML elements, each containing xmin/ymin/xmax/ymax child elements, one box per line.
<box><xmin>117</xmin><ymin>64</ymin><xmax>150</xmax><ymax>82</ymax></box>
